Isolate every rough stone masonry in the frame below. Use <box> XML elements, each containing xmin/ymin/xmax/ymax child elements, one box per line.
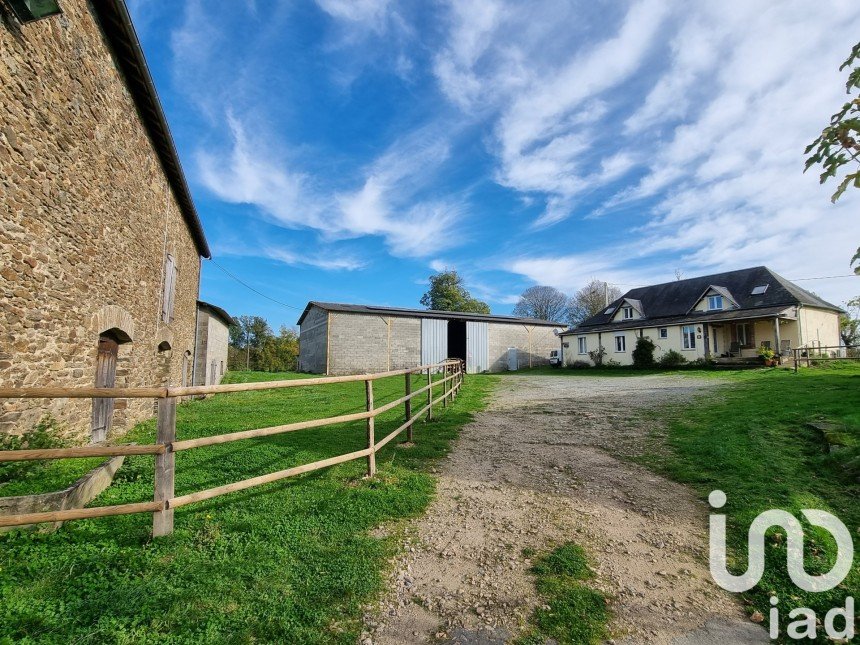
<box><xmin>0</xmin><ymin>1</ymin><xmax>205</xmax><ymax>443</ymax></box>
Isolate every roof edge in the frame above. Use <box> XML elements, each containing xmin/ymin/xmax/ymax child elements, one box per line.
<box><xmin>91</xmin><ymin>0</ymin><xmax>211</xmax><ymax>259</ymax></box>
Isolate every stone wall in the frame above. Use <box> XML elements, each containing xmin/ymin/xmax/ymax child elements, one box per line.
<box><xmin>194</xmin><ymin>310</ymin><xmax>229</xmax><ymax>386</ymax></box>
<box><xmin>487</xmin><ymin>323</ymin><xmax>562</xmax><ymax>372</ymax></box>
<box><xmin>298</xmin><ymin>305</ymin><xmax>328</xmax><ymax>373</ymax></box>
<box><xmin>326</xmin><ymin>312</ymin><xmax>421</xmax><ymax>375</ymax></box>
<box><xmin>0</xmin><ymin>3</ymin><xmax>201</xmax><ymax>443</ymax></box>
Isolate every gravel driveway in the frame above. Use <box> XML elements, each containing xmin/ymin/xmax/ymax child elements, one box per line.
<box><xmin>366</xmin><ymin>374</ymin><xmax>769</xmax><ymax>645</ymax></box>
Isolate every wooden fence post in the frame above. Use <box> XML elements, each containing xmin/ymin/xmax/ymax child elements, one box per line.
<box><xmin>405</xmin><ymin>371</ymin><xmax>413</xmax><ymax>442</ymax></box>
<box><xmin>426</xmin><ymin>367</ymin><xmax>433</xmax><ymax>421</ymax></box>
<box><xmin>443</xmin><ymin>364</ymin><xmax>448</xmax><ymax>408</ymax></box>
<box><xmin>153</xmin><ymin>396</ymin><xmax>176</xmax><ymax>537</ymax></box>
<box><xmin>365</xmin><ymin>379</ymin><xmax>376</xmax><ymax>477</ymax></box>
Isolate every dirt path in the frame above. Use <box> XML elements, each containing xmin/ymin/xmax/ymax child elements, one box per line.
<box><xmin>365</xmin><ymin>374</ymin><xmax>768</xmax><ymax>645</ymax></box>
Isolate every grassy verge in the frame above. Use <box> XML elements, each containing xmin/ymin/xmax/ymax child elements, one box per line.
<box><xmin>0</xmin><ymin>370</ymin><xmax>496</xmax><ymax>643</ymax></box>
<box><xmin>641</xmin><ymin>363</ymin><xmax>860</xmax><ymax>640</ymax></box>
<box><xmin>517</xmin><ymin>543</ymin><xmax>609</xmax><ymax>645</ymax></box>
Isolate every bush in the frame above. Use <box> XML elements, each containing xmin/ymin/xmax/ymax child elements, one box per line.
<box><xmin>658</xmin><ymin>349</ymin><xmax>687</xmax><ymax>368</ymax></box>
<box><xmin>569</xmin><ymin>360</ymin><xmax>591</xmax><ymax>369</ymax></box>
<box><xmin>603</xmin><ymin>359</ymin><xmax>622</xmax><ymax>368</ymax></box>
<box><xmin>632</xmin><ymin>336</ymin><xmax>656</xmax><ymax>368</ymax></box>
<box><xmin>588</xmin><ymin>345</ymin><xmax>606</xmax><ymax>367</ymax></box>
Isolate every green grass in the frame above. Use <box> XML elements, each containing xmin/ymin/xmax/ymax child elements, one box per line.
<box><xmin>0</xmin><ymin>371</ymin><xmax>496</xmax><ymax>643</ymax></box>
<box><xmin>517</xmin><ymin>543</ymin><xmax>610</xmax><ymax>645</ymax></box>
<box><xmin>641</xmin><ymin>363</ymin><xmax>860</xmax><ymax>642</ymax></box>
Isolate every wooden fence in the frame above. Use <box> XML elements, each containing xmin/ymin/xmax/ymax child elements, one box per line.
<box><xmin>792</xmin><ymin>344</ymin><xmax>859</xmax><ymax>372</ymax></box>
<box><xmin>0</xmin><ymin>359</ymin><xmax>465</xmax><ymax>536</ymax></box>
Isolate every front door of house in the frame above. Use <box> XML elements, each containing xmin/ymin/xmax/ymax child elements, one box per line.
<box><xmin>91</xmin><ymin>334</ymin><xmax>119</xmax><ymax>443</ymax></box>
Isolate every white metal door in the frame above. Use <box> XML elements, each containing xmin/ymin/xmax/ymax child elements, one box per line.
<box><xmin>507</xmin><ymin>347</ymin><xmax>518</xmax><ymax>371</ymax></box>
<box><xmin>421</xmin><ymin>319</ymin><xmax>448</xmax><ymax>369</ymax></box>
<box><xmin>466</xmin><ymin>321</ymin><xmax>488</xmax><ymax>373</ymax></box>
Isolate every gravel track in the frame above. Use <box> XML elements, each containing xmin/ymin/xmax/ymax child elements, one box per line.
<box><xmin>365</xmin><ymin>374</ymin><xmax>768</xmax><ymax>645</ymax></box>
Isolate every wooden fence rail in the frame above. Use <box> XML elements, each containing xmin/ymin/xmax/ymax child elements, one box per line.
<box><xmin>791</xmin><ymin>344</ymin><xmax>859</xmax><ymax>373</ymax></box>
<box><xmin>0</xmin><ymin>359</ymin><xmax>465</xmax><ymax>535</ymax></box>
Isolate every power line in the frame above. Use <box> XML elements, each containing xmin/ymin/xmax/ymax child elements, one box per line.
<box><xmin>207</xmin><ymin>258</ymin><xmax>304</xmax><ymax>311</ymax></box>
<box><xmin>787</xmin><ymin>274</ymin><xmax>857</xmax><ymax>281</ymax></box>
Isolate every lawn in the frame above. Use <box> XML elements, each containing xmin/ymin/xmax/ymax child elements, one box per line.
<box><xmin>640</xmin><ymin>363</ymin><xmax>860</xmax><ymax>641</ymax></box>
<box><xmin>0</xmin><ymin>370</ymin><xmax>496</xmax><ymax>643</ymax></box>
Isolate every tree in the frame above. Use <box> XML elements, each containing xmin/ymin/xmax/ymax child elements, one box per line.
<box><xmin>258</xmin><ymin>326</ymin><xmax>300</xmax><ymax>372</ymax></box>
<box><xmin>804</xmin><ymin>41</ymin><xmax>860</xmax><ymax>274</ymax></box>
<box><xmin>420</xmin><ymin>270</ymin><xmax>490</xmax><ymax>314</ymax></box>
<box><xmin>840</xmin><ymin>296</ymin><xmax>860</xmax><ymax>347</ymax></box>
<box><xmin>229</xmin><ymin>315</ymin><xmax>274</xmax><ymax>370</ymax></box>
<box><xmin>567</xmin><ymin>279</ymin><xmax>622</xmax><ymax>325</ymax></box>
<box><xmin>512</xmin><ymin>285</ymin><xmax>569</xmax><ymax>321</ymax></box>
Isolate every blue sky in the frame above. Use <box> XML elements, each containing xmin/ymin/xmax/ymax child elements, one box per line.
<box><xmin>128</xmin><ymin>0</ymin><xmax>860</xmax><ymax>330</ymax></box>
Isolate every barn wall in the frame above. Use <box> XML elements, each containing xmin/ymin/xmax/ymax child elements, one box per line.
<box><xmin>194</xmin><ymin>311</ymin><xmax>229</xmax><ymax>386</ymax></box>
<box><xmin>326</xmin><ymin>313</ymin><xmax>421</xmax><ymax>375</ymax></box>
<box><xmin>0</xmin><ymin>4</ymin><xmax>201</xmax><ymax>443</ymax></box>
<box><xmin>487</xmin><ymin>323</ymin><xmax>562</xmax><ymax>371</ymax></box>
<box><xmin>298</xmin><ymin>306</ymin><xmax>328</xmax><ymax>374</ymax></box>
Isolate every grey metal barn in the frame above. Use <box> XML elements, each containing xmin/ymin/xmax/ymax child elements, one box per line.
<box><xmin>297</xmin><ymin>302</ymin><xmax>565</xmax><ymax>375</ymax></box>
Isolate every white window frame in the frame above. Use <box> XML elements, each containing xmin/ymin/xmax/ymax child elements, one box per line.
<box><xmin>577</xmin><ymin>337</ymin><xmax>587</xmax><ymax>355</ymax></box>
<box><xmin>614</xmin><ymin>334</ymin><xmax>626</xmax><ymax>353</ymax></box>
<box><xmin>707</xmin><ymin>295</ymin><xmax>723</xmax><ymax>311</ymax></box>
<box><xmin>659</xmin><ymin>328</ymin><xmax>668</xmax><ymax>339</ymax></box>
<box><xmin>622</xmin><ymin>306</ymin><xmax>634</xmax><ymax>319</ymax></box>
<box><xmin>682</xmin><ymin>325</ymin><xmax>696</xmax><ymax>350</ymax></box>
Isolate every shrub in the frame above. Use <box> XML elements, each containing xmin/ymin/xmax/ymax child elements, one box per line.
<box><xmin>0</xmin><ymin>415</ymin><xmax>64</xmax><ymax>484</ymax></box>
<box><xmin>588</xmin><ymin>345</ymin><xmax>606</xmax><ymax>367</ymax></box>
<box><xmin>569</xmin><ymin>360</ymin><xmax>591</xmax><ymax>369</ymax></box>
<box><xmin>632</xmin><ymin>336</ymin><xmax>656</xmax><ymax>368</ymax></box>
<box><xmin>658</xmin><ymin>349</ymin><xmax>687</xmax><ymax>368</ymax></box>
<box><xmin>603</xmin><ymin>359</ymin><xmax>622</xmax><ymax>368</ymax></box>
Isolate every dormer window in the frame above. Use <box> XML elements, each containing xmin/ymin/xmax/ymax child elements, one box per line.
<box><xmin>622</xmin><ymin>306</ymin><xmax>634</xmax><ymax>319</ymax></box>
<box><xmin>707</xmin><ymin>295</ymin><xmax>723</xmax><ymax>310</ymax></box>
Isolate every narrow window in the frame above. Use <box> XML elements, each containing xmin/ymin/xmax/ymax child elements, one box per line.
<box><xmin>708</xmin><ymin>295</ymin><xmax>723</xmax><ymax>310</ymax></box>
<box><xmin>659</xmin><ymin>328</ymin><xmax>668</xmax><ymax>339</ymax></box>
<box><xmin>682</xmin><ymin>325</ymin><xmax>696</xmax><ymax>350</ymax></box>
<box><xmin>220</xmin><ymin>361</ymin><xmax>224</xmax><ymax>375</ymax></box>
<box><xmin>615</xmin><ymin>334</ymin><xmax>626</xmax><ymax>352</ymax></box>
<box><xmin>622</xmin><ymin>306</ymin><xmax>634</xmax><ymax>319</ymax></box>
<box><xmin>737</xmin><ymin>323</ymin><xmax>750</xmax><ymax>347</ymax></box>
<box><xmin>578</xmin><ymin>337</ymin><xmax>587</xmax><ymax>354</ymax></box>
<box><xmin>161</xmin><ymin>254</ymin><xmax>178</xmax><ymax>323</ymax></box>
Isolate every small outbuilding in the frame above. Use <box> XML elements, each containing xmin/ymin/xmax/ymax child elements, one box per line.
<box><xmin>194</xmin><ymin>301</ymin><xmax>235</xmax><ymax>386</ymax></box>
<box><xmin>297</xmin><ymin>302</ymin><xmax>565</xmax><ymax>375</ymax></box>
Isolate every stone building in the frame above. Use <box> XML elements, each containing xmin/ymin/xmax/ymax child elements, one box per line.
<box><xmin>0</xmin><ymin>0</ymin><xmax>211</xmax><ymax>443</ymax></box>
<box><xmin>297</xmin><ymin>302</ymin><xmax>565</xmax><ymax>375</ymax></box>
<box><xmin>194</xmin><ymin>301</ymin><xmax>234</xmax><ymax>387</ymax></box>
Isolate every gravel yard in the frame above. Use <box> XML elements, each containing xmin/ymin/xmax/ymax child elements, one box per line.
<box><xmin>367</xmin><ymin>374</ymin><xmax>769</xmax><ymax>644</ymax></box>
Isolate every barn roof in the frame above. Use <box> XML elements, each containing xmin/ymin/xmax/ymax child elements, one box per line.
<box><xmin>297</xmin><ymin>302</ymin><xmax>566</xmax><ymax>327</ymax></box>
<box><xmin>92</xmin><ymin>0</ymin><xmax>210</xmax><ymax>258</ymax></box>
<box><xmin>197</xmin><ymin>300</ymin><xmax>235</xmax><ymax>327</ymax></box>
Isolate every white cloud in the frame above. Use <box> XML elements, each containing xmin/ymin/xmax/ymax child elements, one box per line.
<box><xmin>197</xmin><ymin>115</ymin><xmax>468</xmax><ymax>259</ymax></box>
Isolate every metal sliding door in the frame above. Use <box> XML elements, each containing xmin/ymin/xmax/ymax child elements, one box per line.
<box><xmin>421</xmin><ymin>318</ymin><xmax>448</xmax><ymax>369</ymax></box>
<box><xmin>466</xmin><ymin>321</ymin><xmax>488</xmax><ymax>373</ymax></box>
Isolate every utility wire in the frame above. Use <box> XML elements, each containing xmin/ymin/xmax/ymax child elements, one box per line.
<box><xmin>207</xmin><ymin>258</ymin><xmax>304</xmax><ymax>311</ymax></box>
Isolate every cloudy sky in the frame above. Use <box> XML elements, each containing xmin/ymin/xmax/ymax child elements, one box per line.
<box><xmin>129</xmin><ymin>0</ymin><xmax>860</xmax><ymax>328</ymax></box>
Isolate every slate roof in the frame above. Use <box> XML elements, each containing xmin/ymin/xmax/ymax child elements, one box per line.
<box><xmin>562</xmin><ymin>266</ymin><xmax>841</xmax><ymax>335</ymax></box>
<box><xmin>297</xmin><ymin>302</ymin><xmax>565</xmax><ymax>327</ymax></box>
<box><xmin>197</xmin><ymin>300</ymin><xmax>235</xmax><ymax>327</ymax></box>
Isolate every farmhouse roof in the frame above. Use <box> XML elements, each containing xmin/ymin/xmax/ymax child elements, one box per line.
<box><xmin>562</xmin><ymin>266</ymin><xmax>841</xmax><ymax>335</ymax></box>
<box><xmin>92</xmin><ymin>0</ymin><xmax>210</xmax><ymax>258</ymax></box>
<box><xmin>197</xmin><ymin>300</ymin><xmax>235</xmax><ymax>327</ymax></box>
<box><xmin>297</xmin><ymin>302</ymin><xmax>566</xmax><ymax>327</ymax></box>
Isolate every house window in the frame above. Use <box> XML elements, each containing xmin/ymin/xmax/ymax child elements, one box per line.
<box><xmin>682</xmin><ymin>325</ymin><xmax>696</xmax><ymax>350</ymax></box>
<box><xmin>707</xmin><ymin>295</ymin><xmax>723</xmax><ymax>310</ymax></box>
<box><xmin>161</xmin><ymin>254</ymin><xmax>178</xmax><ymax>323</ymax></box>
<box><xmin>622</xmin><ymin>306</ymin><xmax>634</xmax><ymax>319</ymax></box>
<box><xmin>615</xmin><ymin>334</ymin><xmax>626</xmax><ymax>352</ymax></box>
<box><xmin>578</xmin><ymin>337</ymin><xmax>587</xmax><ymax>355</ymax></box>
<box><xmin>659</xmin><ymin>328</ymin><xmax>668</xmax><ymax>339</ymax></box>
<box><xmin>737</xmin><ymin>323</ymin><xmax>750</xmax><ymax>347</ymax></box>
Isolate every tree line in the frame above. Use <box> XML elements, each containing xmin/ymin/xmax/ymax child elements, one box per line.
<box><xmin>421</xmin><ymin>269</ymin><xmax>621</xmax><ymax>326</ymax></box>
<box><xmin>228</xmin><ymin>316</ymin><xmax>299</xmax><ymax>372</ymax></box>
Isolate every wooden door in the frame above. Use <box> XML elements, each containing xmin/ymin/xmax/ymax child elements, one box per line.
<box><xmin>91</xmin><ymin>334</ymin><xmax>119</xmax><ymax>443</ymax></box>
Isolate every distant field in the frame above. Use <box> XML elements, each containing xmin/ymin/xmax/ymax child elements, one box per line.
<box><xmin>0</xmin><ymin>370</ymin><xmax>496</xmax><ymax>643</ymax></box>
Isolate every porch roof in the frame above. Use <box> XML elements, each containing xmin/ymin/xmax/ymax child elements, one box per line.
<box><xmin>560</xmin><ymin>305</ymin><xmax>794</xmax><ymax>336</ymax></box>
